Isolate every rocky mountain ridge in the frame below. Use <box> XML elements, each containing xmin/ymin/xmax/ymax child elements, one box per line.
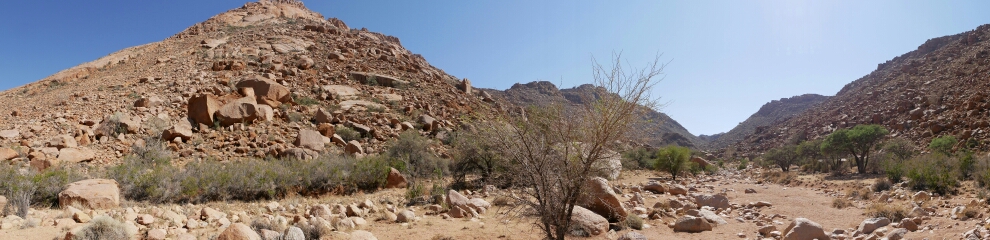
<box><xmin>707</xmin><ymin>94</ymin><xmax>830</xmax><ymax>150</ymax></box>
<box><xmin>0</xmin><ymin>0</ymin><xmax>501</xmax><ymax>166</ymax></box>
<box><xmin>726</xmin><ymin>24</ymin><xmax>990</xmax><ymax>157</ymax></box>
<box><xmin>486</xmin><ymin>81</ymin><xmax>706</xmax><ymax>149</ymax></box>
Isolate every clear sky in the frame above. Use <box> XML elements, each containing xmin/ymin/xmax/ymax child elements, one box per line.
<box><xmin>2</xmin><ymin>1</ymin><xmax>989</xmax><ymax>135</ymax></box>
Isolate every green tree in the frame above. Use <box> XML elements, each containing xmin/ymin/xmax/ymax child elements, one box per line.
<box><xmin>821</xmin><ymin>124</ymin><xmax>889</xmax><ymax>174</ymax></box>
<box><xmin>765</xmin><ymin>144</ymin><xmax>801</xmax><ymax>172</ymax></box>
<box><xmin>655</xmin><ymin>145</ymin><xmax>691</xmax><ymax>180</ymax></box>
<box><xmin>928</xmin><ymin>135</ymin><xmax>957</xmax><ymax>156</ymax></box>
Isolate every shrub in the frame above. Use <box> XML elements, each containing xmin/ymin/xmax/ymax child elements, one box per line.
<box><xmin>821</xmin><ymin>124</ymin><xmax>888</xmax><ymax>174</ymax></box>
<box><xmin>737</xmin><ymin>159</ymin><xmax>749</xmax><ymax>170</ymax></box>
<box><xmin>348</xmin><ymin>155</ymin><xmax>402</xmax><ymax>191</ymax></box>
<box><xmin>872</xmin><ymin>178</ymin><xmax>892</xmax><ymax>193</ymax></box>
<box><xmin>336</xmin><ymin>126</ymin><xmax>362</xmax><ymax>142</ymax></box>
<box><xmin>386</xmin><ymin>130</ymin><xmax>448</xmax><ymax>180</ymax></box>
<box><xmin>73</xmin><ymin>216</ymin><xmax>131</xmax><ymax>240</ymax></box>
<box><xmin>293</xmin><ymin>94</ymin><xmax>321</xmax><ymax>106</ymax></box>
<box><xmin>832</xmin><ymin>198</ymin><xmax>853</xmax><ymax>209</ymax></box>
<box><xmin>761</xmin><ymin>171</ymin><xmax>797</xmax><ymax>185</ymax></box>
<box><xmin>764</xmin><ymin>144</ymin><xmax>801</xmax><ymax>172</ymax></box>
<box><xmin>865</xmin><ymin>203</ymin><xmax>908</xmax><ymax>222</ymax></box>
<box><xmin>449</xmin><ymin>131</ymin><xmax>505</xmax><ymax>185</ymax></box>
<box><xmin>621</xmin><ymin>147</ymin><xmax>655</xmax><ymax>170</ymax></box>
<box><xmin>904</xmin><ymin>154</ymin><xmax>959</xmax><ymax>195</ymax></box>
<box><xmin>0</xmin><ymin>164</ymin><xmax>86</xmax><ymax>215</ymax></box>
<box><xmin>929</xmin><ymin>135</ymin><xmax>957</xmax><ymax>156</ymax></box>
<box><xmin>654</xmin><ymin>146</ymin><xmax>691</xmax><ymax>180</ymax></box>
<box><xmin>883</xmin><ymin>159</ymin><xmax>905</xmax><ymax>183</ymax></box>
<box><xmin>624</xmin><ymin>214</ymin><xmax>644</xmax><ymax>230</ymax></box>
<box><xmin>959</xmin><ymin>151</ymin><xmax>976</xmax><ymax>179</ymax></box>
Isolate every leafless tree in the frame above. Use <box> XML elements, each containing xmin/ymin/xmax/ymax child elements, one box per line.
<box><xmin>480</xmin><ymin>52</ymin><xmax>665</xmax><ymax>240</ymax></box>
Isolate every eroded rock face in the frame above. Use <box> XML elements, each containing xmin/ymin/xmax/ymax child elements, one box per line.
<box><xmin>569</xmin><ymin>206</ymin><xmax>608</xmax><ymax>237</ymax></box>
<box><xmin>58</xmin><ymin>179</ymin><xmax>121</xmax><ymax>210</ymax></box>
<box><xmin>577</xmin><ymin>177</ymin><xmax>628</xmax><ymax>221</ymax></box>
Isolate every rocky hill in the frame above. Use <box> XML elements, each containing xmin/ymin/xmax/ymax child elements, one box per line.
<box><xmin>727</xmin><ymin>24</ymin><xmax>990</xmax><ymax>157</ymax></box>
<box><xmin>0</xmin><ymin>0</ymin><xmax>500</xmax><ymax>165</ymax></box>
<box><xmin>707</xmin><ymin>94</ymin><xmax>830</xmax><ymax>149</ymax></box>
<box><xmin>486</xmin><ymin>81</ymin><xmax>706</xmax><ymax>148</ymax></box>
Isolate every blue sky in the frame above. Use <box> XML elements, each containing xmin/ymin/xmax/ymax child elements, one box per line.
<box><xmin>2</xmin><ymin>1</ymin><xmax>989</xmax><ymax>135</ymax></box>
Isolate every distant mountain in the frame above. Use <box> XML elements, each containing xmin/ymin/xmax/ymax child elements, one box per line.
<box><xmin>707</xmin><ymin>94</ymin><xmax>830</xmax><ymax>149</ymax></box>
<box><xmin>485</xmin><ymin>81</ymin><xmax>705</xmax><ymax>148</ymax></box>
<box><xmin>727</xmin><ymin>24</ymin><xmax>990</xmax><ymax>157</ymax></box>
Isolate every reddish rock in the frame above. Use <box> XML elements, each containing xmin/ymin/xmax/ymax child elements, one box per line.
<box><xmin>58</xmin><ymin>179</ymin><xmax>121</xmax><ymax>210</ymax></box>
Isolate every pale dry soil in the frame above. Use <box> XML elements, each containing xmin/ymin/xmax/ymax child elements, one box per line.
<box><xmin>1</xmin><ymin>170</ymin><xmax>985</xmax><ymax>240</ymax></box>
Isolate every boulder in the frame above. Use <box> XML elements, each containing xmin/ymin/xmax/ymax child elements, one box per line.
<box><xmin>693</xmin><ymin>194</ymin><xmax>730</xmax><ymax>210</ymax></box>
<box><xmin>350</xmin><ymin>230</ymin><xmax>378</xmax><ymax>240</ymax></box>
<box><xmin>577</xmin><ymin>177</ymin><xmax>628</xmax><ymax>221</ymax></box>
<box><xmin>698</xmin><ymin>209</ymin><xmax>728</xmax><ymax>225</ymax></box>
<box><xmin>284</xmin><ymin>227</ymin><xmax>305</xmax><ymax>240</ymax></box>
<box><xmin>294</xmin><ymin>129</ymin><xmax>324</xmax><ymax>152</ymax></box>
<box><xmin>617</xmin><ymin>232</ymin><xmax>648</xmax><ymax>240</ymax></box>
<box><xmin>280</xmin><ymin>148</ymin><xmax>318</xmax><ymax>160</ymax></box>
<box><xmin>887</xmin><ymin>228</ymin><xmax>908</xmax><ymax>240</ymax></box>
<box><xmin>857</xmin><ymin>217</ymin><xmax>890</xmax><ymax>234</ymax></box>
<box><xmin>673</xmin><ymin>215</ymin><xmax>712</xmax><ymax>233</ymax></box>
<box><xmin>134</xmin><ymin>96</ymin><xmax>164</xmax><ymax>108</ymax></box>
<box><xmin>345</xmin><ymin>140</ymin><xmax>364</xmax><ymax>155</ymax></box>
<box><xmin>217</xmin><ymin>223</ymin><xmax>262</xmax><ymax>240</ymax></box>
<box><xmin>569</xmin><ymin>206</ymin><xmax>608</xmax><ymax>237</ymax></box>
<box><xmin>594</xmin><ymin>150</ymin><xmax>622</xmax><ymax>180</ymax></box>
<box><xmin>317</xmin><ymin>123</ymin><xmax>335</xmax><ymax>137</ymax></box>
<box><xmin>146</xmin><ymin>229</ymin><xmax>167</xmax><ymax>240</ymax></box>
<box><xmin>162</xmin><ymin>120</ymin><xmax>193</xmax><ymax>142</ymax></box>
<box><xmin>642</xmin><ymin>182</ymin><xmax>666</xmax><ymax>194</ymax></box>
<box><xmin>900</xmin><ymin>218</ymin><xmax>918</xmax><ymax>231</ymax></box>
<box><xmin>418</xmin><ymin>115</ymin><xmax>437</xmax><ymax>131</ymax></box>
<box><xmin>216</xmin><ymin>97</ymin><xmax>260</xmax><ymax>127</ymax></box>
<box><xmin>913</xmin><ymin>191</ymin><xmax>931</xmax><ymax>202</ymax></box>
<box><xmin>49</xmin><ymin>135</ymin><xmax>78</xmax><ymax>149</ymax></box>
<box><xmin>257</xmin><ymin>105</ymin><xmax>275</xmax><ymax>122</ymax></box>
<box><xmin>0</xmin><ymin>129</ymin><xmax>19</xmax><ymax>140</ymax></box>
<box><xmin>58</xmin><ymin>179</ymin><xmax>120</xmax><ymax>209</ymax></box>
<box><xmin>459</xmin><ymin>78</ymin><xmax>473</xmax><ymax>94</ymax></box>
<box><xmin>0</xmin><ymin>196</ymin><xmax>5</xmax><ymax>213</ymax></box>
<box><xmin>690</xmin><ymin>156</ymin><xmax>713</xmax><ymax>169</ymax></box>
<box><xmin>385</xmin><ymin>168</ymin><xmax>407</xmax><ymax>188</ymax></box>
<box><xmin>322</xmin><ymin>85</ymin><xmax>359</xmax><ymax>100</ymax></box>
<box><xmin>188</xmin><ymin>94</ymin><xmax>221</xmax><ymax>127</ymax></box>
<box><xmin>349</xmin><ymin>72</ymin><xmax>409</xmax><ymax>88</ymax></box>
<box><xmin>668</xmin><ymin>184</ymin><xmax>688</xmax><ymax>195</ymax></box>
<box><xmin>95</xmin><ymin>114</ymin><xmax>140</xmax><ymax>137</ymax></box>
<box><xmin>447</xmin><ymin>190</ymin><xmax>470</xmax><ymax>209</ymax></box>
<box><xmin>315</xmin><ymin>109</ymin><xmax>334</xmax><ymax>124</ymax></box>
<box><xmin>296</xmin><ymin>55</ymin><xmax>314</xmax><ymax>70</ymax></box>
<box><xmin>396</xmin><ymin>210</ymin><xmax>415</xmax><ymax>223</ymax></box>
<box><xmin>235</xmin><ymin>75</ymin><xmax>291</xmax><ymax>107</ymax></box>
<box><xmin>0</xmin><ymin>148</ymin><xmax>17</xmax><ymax>161</ymax></box>
<box><xmin>57</xmin><ymin>147</ymin><xmax>95</xmax><ymax>163</ymax></box>
<box><xmin>782</xmin><ymin>218</ymin><xmax>829</xmax><ymax>240</ymax></box>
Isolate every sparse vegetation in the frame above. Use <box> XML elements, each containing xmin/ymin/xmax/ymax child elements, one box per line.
<box><xmin>293</xmin><ymin>94</ymin><xmax>321</xmax><ymax>106</ymax></box>
<box><xmin>865</xmin><ymin>203</ymin><xmax>909</xmax><ymax>222</ymax></box>
<box><xmin>336</xmin><ymin>126</ymin><xmax>362</xmax><ymax>142</ymax></box>
<box><xmin>764</xmin><ymin>144</ymin><xmax>801</xmax><ymax>172</ymax></box>
<box><xmin>385</xmin><ymin>130</ymin><xmax>448</xmax><ymax>180</ymax></box>
<box><xmin>72</xmin><ymin>216</ymin><xmax>131</xmax><ymax>240</ymax></box>
<box><xmin>821</xmin><ymin>124</ymin><xmax>888</xmax><ymax>174</ymax></box>
<box><xmin>872</xmin><ymin>178</ymin><xmax>892</xmax><ymax>192</ymax></box>
<box><xmin>832</xmin><ymin>198</ymin><xmax>853</xmax><ymax>209</ymax></box>
<box><xmin>929</xmin><ymin>135</ymin><xmax>958</xmax><ymax>156</ymax></box>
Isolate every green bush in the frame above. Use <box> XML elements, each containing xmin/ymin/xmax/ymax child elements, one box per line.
<box><xmin>386</xmin><ymin>130</ymin><xmax>448</xmax><ymax>180</ymax></box>
<box><xmin>336</xmin><ymin>126</ymin><xmax>362</xmax><ymax>142</ymax></box>
<box><xmin>449</xmin><ymin>131</ymin><xmax>504</xmax><ymax>185</ymax></box>
<box><xmin>929</xmin><ymin>135</ymin><xmax>957</xmax><ymax>156</ymax></box>
<box><xmin>654</xmin><ymin>146</ymin><xmax>691</xmax><ymax>180</ymax></box>
<box><xmin>737</xmin><ymin>158</ymin><xmax>749</xmax><ymax>170</ymax></box>
<box><xmin>0</xmin><ymin>164</ymin><xmax>86</xmax><ymax>215</ymax></box>
<box><xmin>621</xmin><ymin>147</ymin><xmax>655</xmax><ymax>170</ymax></box>
<box><xmin>904</xmin><ymin>154</ymin><xmax>958</xmax><ymax>195</ymax></box>
<box><xmin>959</xmin><ymin>151</ymin><xmax>976</xmax><ymax>179</ymax></box>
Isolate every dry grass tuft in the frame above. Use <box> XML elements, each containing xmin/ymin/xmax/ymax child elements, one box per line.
<box><xmin>865</xmin><ymin>203</ymin><xmax>908</xmax><ymax>222</ymax></box>
<box><xmin>832</xmin><ymin>198</ymin><xmax>853</xmax><ymax>209</ymax></box>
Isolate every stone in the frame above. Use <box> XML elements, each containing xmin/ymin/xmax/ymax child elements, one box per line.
<box><xmin>693</xmin><ymin>194</ymin><xmax>731</xmax><ymax>210</ymax></box>
<box><xmin>569</xmin><ymin>206</ymin><xmax>609</xmax><ymax>237</ymax></box>
<box><xmin>322</xmin><ymin>85</ymin><xmax>359</xmax><ymax>100</ymax></box>
<box><xmin>134</xmin><ymin>96</ymin><xmax>164</xmax><ymax>108</ymax></box>
<box><xmin>745</xmin><ymin>188</ymin><xmax>757</xmax><ymax>194</ymax></box>
<box><xmin>49</xmin><ymin>135</ymin><xmax>78</xmax><ymax>149</ymax></box>
<box><xmin>577</xmin><ymin>177</ymin><xmax>628</xmax><ymax>221</ymax></box>
<box><xmin>257</xmin><ymin>105</ymin><xmax>275</xmax><ymax>122</ymax></box>
<box><xmin>57</xmin><ymin>147</ymin><xmax>95</xmax><ymax>163</ymax></box>
<box><xmin>309</xmin><ymin>205</ymin><xmax>332</xmax><ymax>220</ymax></box>
<box><xmin>176</xmin><ymin>233</ymin><xmax>197</xmax><ymax>240</ymax></box>
<box><xmin>396</xmin><ymin>210</ymin><xmax>416</xmax><ymax>223</ymax></box>
<box><xmin>690</xmin><ymin>156</ymin><xmax>713</xmax><ymax>169</ymax></box>
<box><xmin>284</xmin><ymin>227</ymin><xmax>305</xmax><ymax>240</ymax></box>
<box><xmin>698</xmin><ymin>209</ymin><xmax>728</xmax><ymax>225</ymax></box>
<box><xmin>188</xmin><ymin>94</ymin><xmax>221</xmax><ymax>127</ymax></box>
<box><xmin>217</xmin><ymin>223</ymin><xmax>262</xmax><ymax>240</ymax></box>
<box><xmin>909</xmin><ymin>207</ymin><xmax>929</xmax><ymax>217</ymax></box>
<box><xmin>857</xmin><ymin>217</ymin><xmax>890</xmax><ymax>234</ymax></box>
<box><xmin>137</xmin><ymin>214</ymin><xmax>155</xmax><ymax>225</ymax></box>
<box><xmin>72</xmin><ymin>210</ymin><xmax>91</xmax><ymax>223</ymax></box>
<box><xmin>202</xmin><ymin>207</ymin><xmax>226</xmax><ymax>221</ymax></box>
<box><xmin>202</xmin><ymin>38</ymin><xmax>227</xmax><ymax>48</ymax></box>
<box><xmin>642</xmin><ymin>182</ymin><xmax>667</xmax><ymax>194</ymax></box>
<box><xmin>617</xmin><ymin>232</ymin><xmax>648</xmax><ymax>240</ymax></box>
<box><xmin>147</xmin><ymin>229</ymin><xmax>167</xmax><ymax>240</ymax></box>
<box><xmin>260</xmin><ymin>229</ymin><xmax>281</xmax><ymax>240</ymax></box>
<box><xmin>758</xmin><ymin>225</ymin><xmax>777</xmax><ymax>236</ymax></box>
<box><xmin>317</xmin><ymin>123</ymin><xmax>335</xmax><ymax>137</ymax></box>
<box><xmin>0</xmin><ymin>196</ymin><xmax>5</xmax><ymax>212</ymax></box>
<box><xmin>673</xmin><ymin>215</ymin><xmax>712</xmax><ymax>233</ymax></box>
<box><xmin>280</xmin><ymin>148</ymin><xmax>318</xmax><ymax>160</ymax></box>
<box><xmin>668</xmin><ymin>184</ymin><xmax>688</xmax><ymax>195</ymax></box>
<box><xmin>59</xmin><ymin>179</ymin><xmax>120</xmax><ymax>209</ymax></box>
<box><xmin>315</xmin><ymin>109</ymin><xmax>334</xmax><ymax>124</ymax></box>
<box><xmin>0</xmin><ymin>129</ymin><xmax>20</xmax><ymax>139</ymax></box>
<box><xmin>296</xmin><ymin>55</ymin><xmax>314</xmax><ymax>70</ymax></box>
<box><xmin>886</xmin><ymin>228</ymin><xmax>908</xmax><ymax>240</ymax></box>
<box><xmin>899</xmin><ymin>218</ymin><xmax>918</xmax><ymax>231</ymax></box>
<box><xmin>216</xmin><ymin>96</ymin><xmax>260</xmax><ymax>127</ymax></box>
<box><xmin>386</xmin><ymin>167</ymin><xmax>407</xmax><ymax>188</ymax></box>
<box><xmin>0</xmin><ymin>148</ymin><xmax>17</xmax><ymax>161</ymax></box>
<box><xmin>782</xmin><ymin>218</ymin><xmax>829</xmax><ymax>240</ymax></box>
<box><xmin>346</xmin><ymin>140</ymin><xmax>364</xmax><ymax>155</ymax></box>
<box><xmin>162</xmin><ymin>120</ymin><xmax>194</xmax><ymax>142</ymax></box>
<box><xmin>913</xmin><ymin>191</ymin><xmax>930</xmax><ymax>202</ymax></box>
<box><xmin>294</xmin><ymin>129</ymin><xmax>324</xmax><ymax>151</ymax></box>
<box><xmin>468</xmin><ymin>198</ymin><xmax>491</xmax><ymax>214</ymax></box>
<box><xmin>460</xmin><ymin>78</ymin><xmax>473</xmax><ymax>94</ymax></box>
<box><xmin>349</xmin><ymin>72</ymin><xmax>409</xmax><ymax>88</ymax></box>
<box><xmin>350</xmin><ymin>230</ymin><xmax>378</xmax><ymax>240</ymax></box>
<box><xmin>419</xmin><ymin>115</ymin><xmax>437</xmax><ymax>131</ymax></box>
<box><xmin>235</xmin><ymin>75</ymin><xmax>292</xmax><ymax>107</ymax></box>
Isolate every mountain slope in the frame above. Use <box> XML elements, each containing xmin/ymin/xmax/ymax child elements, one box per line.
<box><xmin>486</xmin><ymin>81</ymin><xmax>705</xmax><ymax>148</ymax></box>
<box><xmin>0</xmin><ymin>0</ymin><xmax>498</xmax><ymax>164</ymax></box>
<box><xmin>727</xmin><ymin>24</ymin><xmax>990</xmax><ymax>157</ymax></box>
<box><xmin>707</xmin><ymin>94</ymin><xmax>830</xmax><ymax>149</ymax></box>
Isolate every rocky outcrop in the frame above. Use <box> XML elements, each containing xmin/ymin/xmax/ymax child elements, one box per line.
<box><xmin>58</xmin><ymin>179</ymin><xmax>121</xmax><ymax>210</ymax></box>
